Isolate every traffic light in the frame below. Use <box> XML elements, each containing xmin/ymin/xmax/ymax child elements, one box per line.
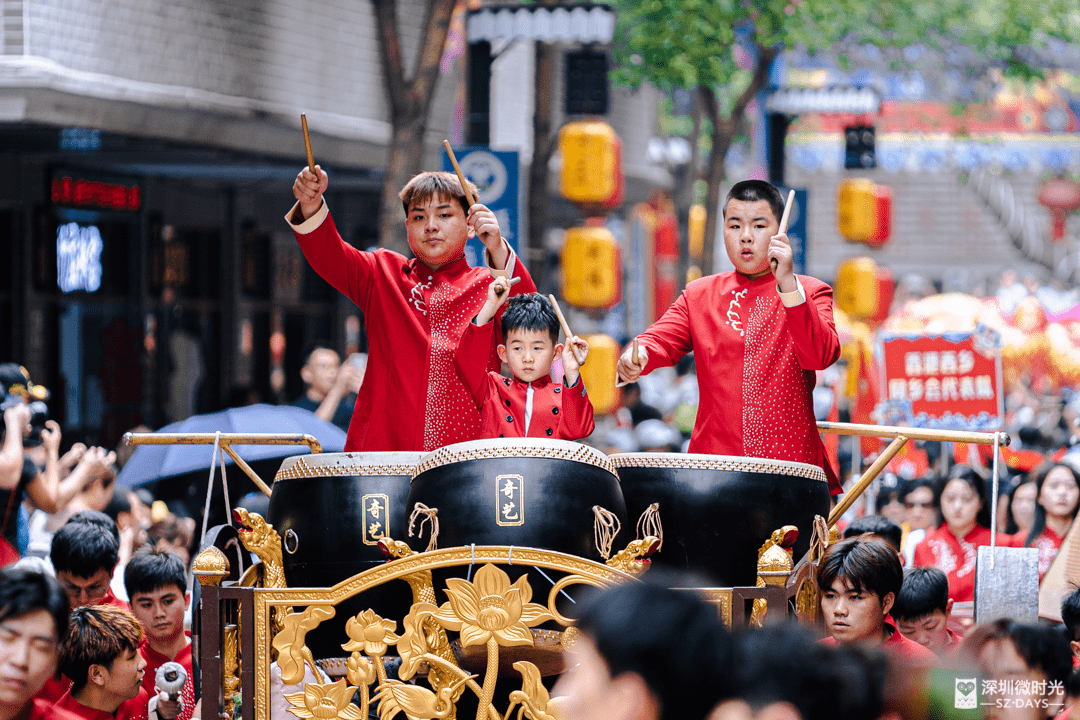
<box><xmin>844</xmin><ymin>125</ymin><xmax>875</xmax><ymax>170</ymax></box>
<box><xmin>565</xmin><ymin>49</ymin><xmax>609</xmax><ymax>116</ymax></box>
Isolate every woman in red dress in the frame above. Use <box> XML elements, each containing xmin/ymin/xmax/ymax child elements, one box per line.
<box><xmin>913</xmin><ymin>466</ymin><xmax>994</xmax><ymax>603</ymax></box>
<box><xmin>1009</xmin><ymin>462</ymin><xmax>1080</xmax><ymax>579</ymax></box>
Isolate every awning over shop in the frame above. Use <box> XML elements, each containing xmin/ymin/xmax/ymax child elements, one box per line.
<box><xmin>466</xmin><ymin>3</ymin><xmax>616</xmax><ymax>44</ymax></box>
<box><xmin>766</xmin><ymin>86</ymin><xmax>882</xmax><ymax>115</ymax></box>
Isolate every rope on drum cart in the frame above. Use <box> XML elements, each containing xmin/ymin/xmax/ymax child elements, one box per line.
<box><xmin>199</xmin><ymin>432</ymin><xmax>223</xmax><ymax>549</ymax></box>
<box><xmin>592</xmin><ymin>506</ymin><xmax>621</xmax><ymax>560</ymax></box>
<box><xmin>408</xmin><ymin>503</ymin><xmax>440</xmax><ymax>553</ymax></box>
<box><xmin>635</xmin><ymin>503</ymin><xmax>663</xmax><ymax>549</ymax></box>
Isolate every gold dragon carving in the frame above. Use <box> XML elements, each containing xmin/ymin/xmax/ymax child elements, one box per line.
<box><xmin>234</xmin><ymin>507</ymin><xmax>291</xmax><ymax>634</ymax></box>
<box><xmin>272</xmin><ymin>562</ymin><xmax>565</xmax><ymax>720</ymax></box>
<box><xmin>750</xmin><ymin>525</ymin><xmax>798</xmax><ymax>626</ymax></box>
<box><xmin>604</xmin><ymin>536</ymin><xmax>662</xmax><ymax>577</ymax></box>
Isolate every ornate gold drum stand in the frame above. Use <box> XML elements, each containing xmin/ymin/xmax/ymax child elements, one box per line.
<box><xmin>130</xmin><ymin>423</ymin><xmax>1008</xmax><ymax>720</ymax></box>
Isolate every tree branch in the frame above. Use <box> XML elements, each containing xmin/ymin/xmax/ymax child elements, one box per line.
<box><xmin>371</xmin><ymin>0</ymin><xmax>408</xmax><ymax>118</ymax></box>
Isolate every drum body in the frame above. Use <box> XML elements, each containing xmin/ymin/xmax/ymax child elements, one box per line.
<box><xmin>269</xmin><ymin>452</ymin><xmax>421</xmax><ymax>658</ymax></box>
<box><xmin>408</xmin><ymin>438</ymin><xmax>627</xmax><ymax>563</ymax></box>
<box><xmin>612</xmin><ymin>453</ymin><xmax>830</xmax><ymax>587</ymax></box>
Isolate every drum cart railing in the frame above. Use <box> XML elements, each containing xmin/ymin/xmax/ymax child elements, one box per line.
<box><xmin>129</xmin><ymin>423</ymin><xmax>1010</xmax><ymax>720</ymax></box>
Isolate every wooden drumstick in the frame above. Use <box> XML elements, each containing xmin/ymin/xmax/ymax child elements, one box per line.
<box><xmin>301</xmin><ymin>114</ymin><xmax>316</xmax><ymax>177</ymax></box>
<box><xmin>770</xmin><ymin>189</ymin><xmax>796</xmax><ymax>273</ymax></box>
<box><xmin>548</xmin><ymin>294</ymin><xmax>586</xmax><ymax>365</ymax></box>
<box><xmin>492</xmin><ymin>275</ymin><xmax>522</xmax><ymax>299</ymax></box>
<box><xmin>443</xmin><ymin>140</ymin><xmax>478</xmax><ymax>208</ymax></box>
<box><xmin>632</xmin><ymin>338</ymin><xmax>641</xmax><ymax>366</ymax></box>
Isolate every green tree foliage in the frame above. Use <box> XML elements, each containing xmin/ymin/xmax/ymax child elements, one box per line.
<box><xmin>611</xmin><ymin>0</ymin><xmax>1080</xmax><ymax>273</ymax></box>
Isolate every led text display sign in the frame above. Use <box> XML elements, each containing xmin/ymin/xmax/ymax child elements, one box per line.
<box><xmin>51</xmin><ymin>174</ymin><xmax>141</xmax><ymax>212</ymax></box>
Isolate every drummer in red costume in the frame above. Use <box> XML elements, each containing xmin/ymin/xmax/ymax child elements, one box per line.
<box><xmin>617</xmin><ymin>180</ymin><xmax>842</xmax><ymax>493</ymax></box>
<box><xmin>289</xmin><ymin>167</ymin><xmax>535</xmax><ymax>452</ymax></box>
<box><xmin>455</xmin><ymin>281</ymin><xmax>594</xmax><ymax>440</ymax></box>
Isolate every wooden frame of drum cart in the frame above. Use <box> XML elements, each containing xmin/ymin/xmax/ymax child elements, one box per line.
<box><xmin>127</xmin><ymin>422</ymin><xmax>1008</xmax><ymax>720</ymax></box>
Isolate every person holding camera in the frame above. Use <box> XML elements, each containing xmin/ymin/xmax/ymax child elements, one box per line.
<box><xmin>1</xmin><ymin>364</ymin><xmax>116</xmax><ymax>566</ymax></box>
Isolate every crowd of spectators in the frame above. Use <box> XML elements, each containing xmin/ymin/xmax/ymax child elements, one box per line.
<box><xmin>1</xmin><ymin>365</ymin><xmax>199</xmax><ymax>720</ymax></box>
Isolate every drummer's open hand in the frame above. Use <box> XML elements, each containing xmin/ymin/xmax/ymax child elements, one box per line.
<box><xmin>768</xmin><ymin>231</ymin><xmax>797</xmax><ymax>293</ymax></box>
<box><xmin>616</xmin><ymin>342</ymin><xmax>648</xmax><ymax>384</ymax></box>
<box><xmin>561</xmin><ymin>336</ymin><xmax>589</xmax><ymax>385</ymax></box>
<box><xmin>292</xmin><ymin>166</ymin><xmax>328</xmax><ymax>222</ymax></box>
<box><xmin>475</xmin><ymin>276</ymin><xmax>513</xmax><ymax>326</ymax></box>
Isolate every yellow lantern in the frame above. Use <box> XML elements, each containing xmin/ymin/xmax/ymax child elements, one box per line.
<box><xmin>835</xmin><ymin>257</ymin><xmax>880</xmax><ymax>319</ymax></box>
<box><xmin>559</xmin><ymin>121</ymin><xmax>619</xmax><ymax>204</ymax></box>
<box><xmin>561</xmin><ymin>226</ymin><xmax>622</xmax><ymax>309</ymax></box>
<box><xmin>837</xmin><ymin>178</ymin><xmax>878</xmax><ymax>242</ymax></box>
<box><xmin>688</xmin><ymin>204</ymin><xmax>706</xmax><ymax>260</ymax></box>
<box><xmin>579</xmin><ymin>333</ymin><xmax>619</xmax><ymax>415</ymax></box>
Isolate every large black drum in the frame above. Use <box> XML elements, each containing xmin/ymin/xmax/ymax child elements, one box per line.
<box><xmin>408</xmin><ymin>438</ymin><xmax>628</xmax><ymax>561</ymax></box>
<box><xmin>611</xmin><ymin>453</ymin><xmax>830</xmax><ymax>587</ymax></box>
<box><xmin>268</xmin><ymin>452</ymin><xmax>421</xmax><ymax>658</ymax></box>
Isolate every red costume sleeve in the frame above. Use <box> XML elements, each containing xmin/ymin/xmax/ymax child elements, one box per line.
<box><xmin>454</xmin><ymin>321</ymin><xmax>496</xmax><ymax>410</ymax></box>
<box><xmin>784</xmin><ymin>278</ymin><xmax>841</xmax><ymax>370</ymax></box>
<box><xmin>638</xmin><ymin>291</ymin><xmax>694</xmax><ymax>373</ymax></box>
<box><xmin>559</xmin><ymin>377</ymin><xmax>595</xmax><ymax>440</ymax></box>
<box><xmin>293</xmin><ymin>211</ymin><xmax>379</xmax><ymax>313</ymax></box>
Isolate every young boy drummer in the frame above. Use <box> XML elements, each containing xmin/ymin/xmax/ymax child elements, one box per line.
<box><xmin>289</xmin><ymin>167</ymin><xmax>535</xmax><ymax>452</ymax></box>
<box><xmin>617</xmin><ymin>180</ymin><xmax>842</xmax><ymax>493</ymax></box>
<box><xmin>454</xmin><ymin>279</ymin><xmax>594</xmax><ymax>440</ymax></box>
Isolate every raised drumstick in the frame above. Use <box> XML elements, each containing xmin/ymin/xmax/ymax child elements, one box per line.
<box><xmin>301</xmin><ymin>114</ymin><xmax>316</xmax><ymax>177</ymax></box>
<box><xmin>548</xmin><ymin>294</ymin><xmax>586</xmax><ymax>365</ymax></box>
<box><xmin>492</xmin><ymin>275</ymin><xmax>522</xmax><ymax>299</ymax></box>
<box><xmin>632</xmin><ymin>338</ymin><xmax>641</xmax><ymax>366</ymax></box>
<box><xmin>443</xmin><ymin>140</ymin><xmax>478</xmax><ymax>208</ymax></box>
<box><xmin>770</xmin><ymin>189</ymin><xmax>796</xmax><ymax>273</ymax></box>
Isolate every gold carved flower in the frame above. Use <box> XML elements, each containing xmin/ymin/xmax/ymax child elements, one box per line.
<box><xmin>284</xmin><ymin>679</ymin><xmax>362</xmax><ymax>720</ymax></box>
<box><xmin>433</xmin><ymin>564</ymin><xmax>553</xmax><ymax>647</ymax></box>
<box><xmin>341</xmin><ymin>609</ymin><xmax>400</xmax><ymax>657</ymax></box>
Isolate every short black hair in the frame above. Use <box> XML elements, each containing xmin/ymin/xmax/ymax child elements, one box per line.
<box><xmin>892</xmin><ymin>567</ymin><xmax>950</xmax><ymax>621</ymax></box>
<box><xmin>817</xmin><ymin>537</ymin><xmax>903</xmax><ymax>603</ymax></box>
<box><xmin>1062</xmin><ymin>587</ymin><xmax>1080</xmax><ymax>642</ymax></box>
<box><xmin>300</xmin><ymin>339</ymin><xmax>337</xmax><ymax>367</ymax></box>
<box><xmin>843</xmin><ymin>516</ymin><xmax>903</xmax><ymax>553</ymax></box>
<box><xmin>574</xmin><ymin>578</ymin><xmax>735</xmax><ymax>720</ymax></box>
<box><xmin>51</xmin><ymin>517</ymin><xmax>119</xmax><ymax>578</ymax></box>
<box><xmin>731</xmin><ymin>623</ymin><xmax>885</xmax><ymax>720</ymax></box>
<box><xmin>124</xmin><ymin>550</ymin><xmax>187</xmax><ymax>599</ymax></box>
<box><xmin>962</xmin><ymin>620</ymin><xmax>1073</xmax><ymax>688</ymax></box>
<box><xmin>0</xmin><ymin>566</ymin><xmax>69</xmax><ymax>642</ymax></box>
<box><xmin>66</xmin><ymin>510</ymin><xmax>120</xmax><ymax>544</ymax></box>
<box><xmin>722</xmin><ymin>180</ymin><xmax>784</xmax><ymax>224</ymax></box>
<box><xmin>500</xmin><ymin>293</ymin><xmax>559</xmax><ymax>345</ymax></box>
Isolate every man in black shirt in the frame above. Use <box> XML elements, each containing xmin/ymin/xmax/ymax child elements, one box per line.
<box><xmin>290</xmin><ymin>341</ymin><xmax>362</xmax><ymax>432</ymax></box>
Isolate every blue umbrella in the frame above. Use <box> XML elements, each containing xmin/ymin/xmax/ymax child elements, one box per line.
<box><xmin>116</xmin><ymin>404</ymin><xmax>347</xmax><ymax>488</ymax></box>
